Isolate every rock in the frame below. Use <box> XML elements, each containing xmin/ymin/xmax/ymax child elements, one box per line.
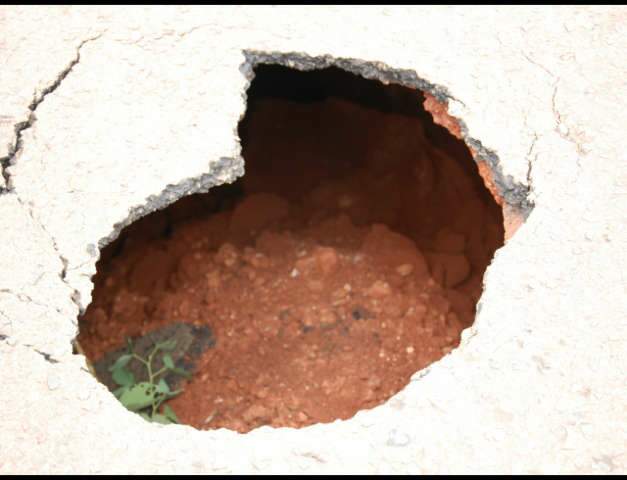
<box><xmin>295</xmin><ymin>246</ymin><xmax>340</xmax><ymax>276</ymax></box>
<box><xmin>395</xmin><ymin>263</ymin><xmax>414</xmax><ymax>276</ymax></box>
<box><xmin>242</xmin><ymin>248</ymin><xmax>271</xmax><ymax>268</ymax></box>
<box><xmin>426</xmin><ymin>253</ymin><xmax>471</xmax><ymax>288</ymax></box>
<box><xmin>312</xmin><ymin>246</ymin><xmax>339</xmax><ymax>274</ymax></box>
<box><xmin>362</xmin><ymin>224</ymin><xmax>429</xmax><ymax>277</ymax></box>
<box><xmin>367</xmin><ymin>280</ymin><xmax>392</xmax><ymax>298</ymax></box>
<box><xmin>215</xmin><ymin>243</ymin><xmax>239</xmax><ymax>268</ymax></box>
<box><xmin>242</xmin><ymin>404</ymin><xmax>272</xmax><ymax>422</ymax></box>
<box><xmin>319</xmin><ymin>308</ymin><xmax>338</xmax><ymax>328</ymax></box>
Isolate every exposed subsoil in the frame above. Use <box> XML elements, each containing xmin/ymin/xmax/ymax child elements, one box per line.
<box><xmin>78</xmin><ymin>82</ymin><xmax>504</xmax><ymax>433</ymax></box>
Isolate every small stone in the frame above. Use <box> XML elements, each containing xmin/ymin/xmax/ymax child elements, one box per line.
<box><xmin>319</xmin><ymin>308</ymin><xmax>337</xmax><ymax>327</ymax></box>
<box><xmin>396</xmin><ymin>264</ymin><xmax>414</xmax><ymax>276</ymax></box>
<box><xmin>249</xmin><ymin>252</ymin><xmax>270</xmax><ymax>268</ymax></box>
<box><xmin>406</xmin><ymin>346</ymin><xmax>414</xmax><ymax>354</ymax></box>
<box><xmin>313</xmin><ymin>246</ymin><xmax>339</xmax><ymax>274</ymax></box>
<box><xmin>242</xmin><ymin>404</ymin><xmax>271</xmax><ymax>422</ymax></box>
<box><xmin>215</xmin><ymin>243</ymin><xmax>239</xmax><ymax>268</ymax></box>
<box><xmin>427</xmin><ymin>253</ymin><xmax>470</xmax><ymax>288</ymax></box>
<box><xmin>332</xmin><ymin>288</ymin><xmax>347</xmax><ymax>300</ymax></box>
<box><xmin>290</xmin><ymin>268</ymin><xmax>299</xmax><ymax>278</ymax></box>
<box><xmin>302</xmin><ymin>311</ymin><xmax>316</xmax><ymax>328</ymax></box>
<box><xmin>367</xmin><ymin>280</ymin><xmax>392</xmax><ymax>298</ymax></box>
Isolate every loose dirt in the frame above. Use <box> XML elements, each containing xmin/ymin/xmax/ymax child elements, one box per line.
<box><xmin>78</xmin><ymin>93</ymin><xmax>504</xmax><ymax>433</ymax></box>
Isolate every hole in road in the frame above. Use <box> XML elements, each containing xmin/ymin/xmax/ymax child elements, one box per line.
<box><xmin>77</xmin><ymin>62</ymin><xmax>505</xmax><ymax>433</ymax></box>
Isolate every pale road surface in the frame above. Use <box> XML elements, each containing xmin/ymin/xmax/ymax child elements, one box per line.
<box><xmin>0</xmin><ymin>6</ymin><xmax>625</xmax><ymax>474</ymax></box>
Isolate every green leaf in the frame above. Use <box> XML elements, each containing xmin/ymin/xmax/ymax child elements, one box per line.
<box><xmin>162</xmin><ymin>353</ymin><xmax>174</xmax><ymax>369</ymax></box>
<box><xmin>170</xmin><ymin>367</ymin><xmax>192</xmax><ymax>379</ymax></box>
<box><xmin>163</xmin><ymin>404</ymin><xmax>179</xmax><ymax>423</ymax></box>
<box><xmin>112</xmin><ymin>367</ymin><xmax>135</xmax><ymax>387</ymax></box>
<box><xmin>119</xmin><ymin>382</ymin><xmax>157</xmax><ymax>411</ymax></box>
<box><xmin>139</xmin><ymin>412</ymin><xmax>151</xmax><ymax>422</ymax></box>
<box><xmin>113</xmin><ymin>386</ymin><xmax>128</xmax><ymax>398</ymax></box>
<box><xmin>151</xmin><ymin>413</ymin><xmax>172</xmax><ymax>425</ymax></box>
<box><xmin>108</xmin><ymin>354</ymin><xmax>133</xmax><ymax>372</ymax></box>
<box><xmin>156</xmin><ymin>378</ymin><xmax>170</xmax><ymax>394</ymax></box>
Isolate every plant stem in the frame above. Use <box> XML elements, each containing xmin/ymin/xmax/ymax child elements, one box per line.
<box><xmin>128</xmin><ymin>341</ymin><xmax>181</xmax><ymax>422</ymax></box>
<box><xmin>131</xmin><ymin>353</ymin><xmax>149</xmax><ymax>367</ymax></box>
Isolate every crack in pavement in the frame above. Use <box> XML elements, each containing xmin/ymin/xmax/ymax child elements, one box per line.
<box><xmin>0</xmin><ymin>286</ymin><xmax>65</xmax><ymax>316</ymax></box>
<box><xmin>521</xmin><ymin>51</ymin><xmax>556</xmax><ymax>80</ymax></box>
<box><xmin>525</xmin><ymin>132</ymin><xmax>539</xmax><ymax>198</ymax></box>
<box><xmin>32</xmin><ymin>347</ymin><xmax>60</xmax><ymax>364</ymax></box>
<box><xmin>551</xmin><ymin>82</ymin><xmax>587</xmax><ymax>162</ymax></box>
<box><xmin>1</xmin><ymin>333</ymin><xmax>62</xmax><ymax>364</ymax></box>
<box><xmin>0</xmin><ymin>33</ymin><xmax>103</xmax><ymax>194</ymax></box>
<box><xmin>13</xmin><ymin>196</ymin><xmax>83</xmax><ymax>313</ymax></box>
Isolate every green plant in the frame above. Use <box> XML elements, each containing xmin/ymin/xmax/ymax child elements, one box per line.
<box><xmin>108</xmin><ymin>337</ymin><xmax>191</xmax><ymax>424</ymax></box>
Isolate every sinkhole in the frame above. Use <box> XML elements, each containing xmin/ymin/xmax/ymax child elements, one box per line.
<box><xmin>77</xmin><ymin>61</ymin><xmax>509</xmax><ymax>433</ymax></box>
